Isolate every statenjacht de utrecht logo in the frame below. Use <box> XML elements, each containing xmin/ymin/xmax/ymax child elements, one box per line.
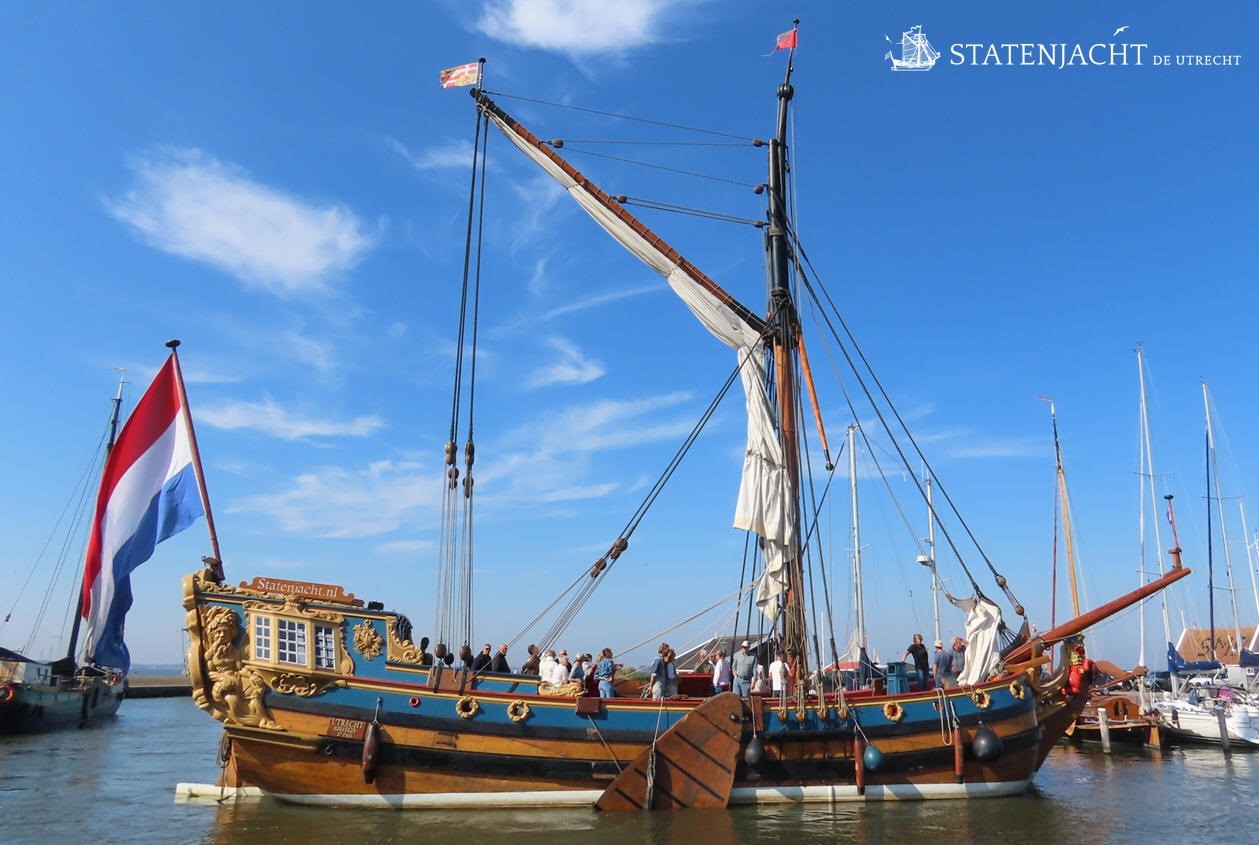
<box><xmin>883</xmin><ymin>24</ymin><xmax>1242</xmax><ymax>71</ymax></box>
<box><xmin>885</xmin><ymin>25</ymin><xmax>941</xmax><ymax>71</ymax></box>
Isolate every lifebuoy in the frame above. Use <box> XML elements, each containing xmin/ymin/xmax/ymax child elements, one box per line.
<box><xmin>972</xmin><ymin>691</ymin><xmax>992</xmax><ymax>710</ymax></box>
<box><xmin>456</xmin><ymin>695</ymin><xmax>480</xmax><ymax>719</ymax></box>
<box><xmin>882</xmin><ymin>701</ymin><xmax>904</xmax><ymax>723</ymax></box>
<box><xmin>1009</xmin><ymin>680</ymin><xmax>1025</xmax><ymax>700</ymax></box>
<box><xmin>0</xmin><ymin>684</ymin><xmax>13</xmax><ymax>703</ymax></box>
<box><xmin>506</xmin><ymin>700</ymin><xmax>531</xmax><ymax>723</ymax></box>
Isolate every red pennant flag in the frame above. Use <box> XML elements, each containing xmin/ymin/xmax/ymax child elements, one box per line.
<box><xmin>775</xmin><ymin>29</ymin><xmax>797</xmax><ymax>51</ymax></box>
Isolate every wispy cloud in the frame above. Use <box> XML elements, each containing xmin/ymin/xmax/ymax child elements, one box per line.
<box><xmin>525</xmin><ymin>336</ymin><xmax>605</xmax><ymax>388</ymax></box>
<box><xmin>387</xmin><ymin>137</ymin><xmax>476</xmax><ymax>173</ymax></box>
<box><xmin>493</xmin><ymin>282</ymin><xmax>662</xmax><ymax>337</ymax></box>
<box><xmin>471</xmin><ymin>391</ymin><xmax>702</xmax><ymax>505</ymax></box>
<box><xmin>475</xmin><ymin>0</ymin><xmax>690</xmax><ymax>56</ymax></box>
<box><xmin>232</xmin><ymin>459</ymin><xmax>433</xmax><ymax>538</ymax></box>
<box><xmin>199</xmin><ymin>397</ymin><xmax>385</xmax><ymax>440</ymax></box>
<box><xmin>105</xmin><ymin>147</ymin><xmax>375</xmax><ymax>296</ymax></box>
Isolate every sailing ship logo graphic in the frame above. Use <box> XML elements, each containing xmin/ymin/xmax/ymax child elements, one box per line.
<box><xmin>885</xmin><ymin>25</ymin><xmax>940</xmax><ymax>71</ymax></box>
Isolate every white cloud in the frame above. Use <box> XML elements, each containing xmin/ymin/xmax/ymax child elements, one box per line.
<box><xmin>472</xmin><ymin>391</ymin><xmax>702</xmax><ymax>505</ymax></box>
<box><xmin>525</xmin><ymin>336</ymin><xmax>605</xmax><ymax>388</ymax></box>
<box><xmin>387</xmin><ymin>137</ymin><xmax>476</xmax><ymax>172</ymax></box>
<box><xmin>232</xmin><ymin>459</ymin><xmax>433</xmax><ymax>538</ymax></box>
<box><xmin>199</xmin><ymin>396</ymin><xmax>385</xmax><ymax>440</ymax></box>
<box><xmin>105</xmin><ymin>147</ymin><xmax>375</xmax><ymax>296</ymax></box>
<box><xmin>475</xmin><ymin>0</ymin><xmax>685</xmax><ymax>55</ymax></box>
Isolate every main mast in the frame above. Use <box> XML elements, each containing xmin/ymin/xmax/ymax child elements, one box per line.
<box><xmin>766</xmin><ymin>38</ymin><xmax>807</xmax><ymax>666</ymax></box>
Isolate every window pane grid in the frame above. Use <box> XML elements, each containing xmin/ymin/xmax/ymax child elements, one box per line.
<box><xmin>253</xmin><ymin>615</ymin><xmax>271</xmax><ymax>660</ymax></box>
<box><xmin>314</xmin><ymin>625</ymin><xmax>336</xmax><ymax>670</ymax></box>
<box><xmin>278</xmin><ymin>618</ymin><xmax>307</xmax><ymax>665</ymax></box>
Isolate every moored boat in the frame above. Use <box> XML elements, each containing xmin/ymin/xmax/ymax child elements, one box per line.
<box><xmin>1</xmin><ymin>347</ymin><xmax>212</xmax><ymax>734</ymax></box>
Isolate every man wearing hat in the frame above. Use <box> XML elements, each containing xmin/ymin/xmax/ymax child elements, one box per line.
<box><xmin>731</xmin><ymin>640</ymin><xmax>756</xmax><ymax>697</ymax></box>
<box><xmin>931</xmin><ymin>638</ymin><xmax>952</xmax><ymax>688</ymax></box>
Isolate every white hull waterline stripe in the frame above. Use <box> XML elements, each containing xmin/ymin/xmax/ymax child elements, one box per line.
<box><xmin>174</xmin><ymin>780</ymin><xmax>1032</xmax><ymax>808</ymax></box>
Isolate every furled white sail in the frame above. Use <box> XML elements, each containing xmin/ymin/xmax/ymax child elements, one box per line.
<box><xmin>482</xmin><ymin>102</ymin><xmax>794</xmax><ymax>615</ymax></box>
<box><xmin>949</xmin><ymin>594</ymin><xmax>1004</xmax><ymax>685</ymax></box>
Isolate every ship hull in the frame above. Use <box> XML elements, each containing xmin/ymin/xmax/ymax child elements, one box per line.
<box><xmin>187</xmin><ymin>571</ymin><xmax>1050</xmax><ymax>809</ymax></box>
<box><xmin>0</xmin><ymin>675</ymin><xmax>125</xmax><ymax>734</ymax></box>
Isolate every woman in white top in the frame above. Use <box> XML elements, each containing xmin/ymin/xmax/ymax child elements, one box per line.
<box><xmin>712</xmin><ymin>649</ymin><xmax>732</xmax><ymax>694</ymax></box>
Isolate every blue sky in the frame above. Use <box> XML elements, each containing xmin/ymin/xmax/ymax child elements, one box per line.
<box><xmin>1</xmin><ymin>2</ymin><xmax>1255</xmax><ymax>672</ymax></box>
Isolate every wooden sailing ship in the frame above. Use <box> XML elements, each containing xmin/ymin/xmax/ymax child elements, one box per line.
<box><xmin>183</xmin><ymin>36</ymin><xmax>1190</xmax><ymax>808</ymax></box>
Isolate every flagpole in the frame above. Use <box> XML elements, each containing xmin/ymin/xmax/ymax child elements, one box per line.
<box><xmin>165</xmin><ymin>339</ymin><xmax>224</xmax><ymax>582</ymax></box>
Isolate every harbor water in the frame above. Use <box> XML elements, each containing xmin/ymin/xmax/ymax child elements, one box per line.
<box><xmin>0</xmin><ymin>696</ymin><xmax>1254</xmax><ymax>845</ymax></box>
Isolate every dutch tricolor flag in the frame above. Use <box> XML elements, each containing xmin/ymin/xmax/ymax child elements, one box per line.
<box><xmin>82</xmin><ymin>353</ymin><xmax>205</xmax><ymax>672</ymax></box>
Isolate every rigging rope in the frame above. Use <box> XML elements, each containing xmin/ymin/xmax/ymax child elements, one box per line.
<box><xmin>482</xmin><ymin>89</ymin><xmax>756</xmax><ymax>143</ymax></box>
<box><xmin>783</xmin><ymin>221</ymin><xmax>1026</xmax><ymax>619</ymax></box>
<box><xmin>437</xmin><ymin>102</ymin><xmax>491</xmax><ymax>655</ymax></box>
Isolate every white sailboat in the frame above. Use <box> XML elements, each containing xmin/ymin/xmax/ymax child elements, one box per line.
<box><xmin>1154</xmin><ymin>380</ymin><xmax>1259</xmax><ymax>746</ymax></box>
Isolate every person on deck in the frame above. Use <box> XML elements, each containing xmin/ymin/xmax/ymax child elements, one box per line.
<box><xmin>712</xmin><ymin>649</ymin><xmax>732</xmax><ymax>694</ymax></box>
<box><xmin>520</xmin><ymin>644</ymin><xmax>541</xmax><ymax>676</ymax></box>
<box><xmin>664</xmin><ymin>647</ymin><xmax>679</xmax><ymax>698</ymax></box>
<box><xmin>471</xmin><ymin>643</ymin><xmax>493</xmax><ymax>672</ymax></box>
<box><xmin>903</xmin><ymin>633</ymin><xmax>930</xmax><ymax>691</ymax></box>
<box><xmin>950</xmin><ymin>636</ymin><xmax>967</xmax><ymax>683</ymax></box>
<box><xmin>569</xmin><ymin>653</ymin><xmax>587</xmax><ymax>682</ymax></box>
<box><xmin>649</xmin><ymin>644</ymin><xmax>668</xmax><ymax>699</ymax></box>
<box><xmin>932</xmin><ymin>639</ymin><xmax>953</xmax><ymax>688</ymax></box>
<box><xmin>552</xmin><ymin>650</ymin><xmax>573</xmax><ymax>685</ymax></box>
<box><xmin>595</xmin><ymin>648</ymin><xmax>617</xmax><ymax>697</ymax></box>
<box><xmin>490</xmin><ymin>643</ymin><xmax>511</xmax><ymax>673</ymax></box>
<box><xmin>732</xmin><ymin>640</ymin><xmax>756</xmax><ymax>696</ymax></box>
<box><xmin>769</xmin><ymin>651</ymin><xmax>789</xmax><ymax>695</ymax></box>
<box><xmin>539</xmin><ymin>649</ymin><xmax>559</xmax><ymax>683</ymax></box>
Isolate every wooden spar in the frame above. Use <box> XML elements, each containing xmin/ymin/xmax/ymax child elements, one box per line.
<box><xmin>796</xmin><ymin>333</ymin><xmax>831</xmax><ymax>462</ymax></box>
<box><xmin>472</xmin><ymin>92</ymin><xmax>766</xmax><ymax>336</ymax></box>
<box><xmin>1005</xmin><ymin>563</ymin><xmax>1192</xmax><ymax>664</ymax></box>
<box><xmin>166</xmin><ymin>340</ymin><xmax>224</xmax><ymax>582</ymax></box>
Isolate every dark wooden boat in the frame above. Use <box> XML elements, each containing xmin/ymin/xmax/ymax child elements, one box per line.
<box><xmin>2</xmin><ymin>346</ymin><xmax>211</xmax><ymax>734</ymax></box>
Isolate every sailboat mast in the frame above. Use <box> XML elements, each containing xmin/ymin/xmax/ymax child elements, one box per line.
<box><xmin>766</xmin><ymin>41</ymin><xmax>807</xmax><ymax>664</ymax></box>
<box><xmin>65</xmin><ymin>371</ymin><xmax>128</xmax><ymax>664</ymax></box>
<box><xmin>1239</xmin><ymin>502</ymin><xmax>1259</xmax><ymax>622</ymax></box>
<box><xmin>923</xmin><ymin>474</ymin><xmax>941</xmax><ymax>645</ymax></box>
<box><xmin>849</xmin><ymin>424</ymin><xmax>867</xmax><ymax>651</ymax></box>
<box><xmin>1203</xmin><ymin>382</ymin><xmax>1245</xmax><ymax>660</ymax></box>
<box><xmin>1202</xmin><ymin>382</ymin><xmax>1217</xmax><ymax>663</ymax></box>
<box><xmin>1136</xmin><ymin>346</ymin><xmax>1173</xmax><ymax>668</ymax></box>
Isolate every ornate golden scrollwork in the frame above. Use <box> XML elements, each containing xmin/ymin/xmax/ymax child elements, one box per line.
<box><xmin>456</xmin><ymin>695</ymin><xmax>480</xmax><ymax>719</ymax></box>
<box><xmin>538</xmin><ymin>680</ymin><xmax>583</xmax><ymax>697</ymax></box>
<box><xmin>386</xmin><ymin>616</ymin><xmax>425</xmax><ymax>666</ymax></box>
<box><xmin>882</xmin><ymin>701</ymin><xmax>905</xmax><ymax>723</ymax></box>
<box><xmin>354</xmin><ymin>619</ymin><xmax>384</xmax><ymax>660</ymax></box>
<box><xmin>190</xmin><ymin>604</ymin><xmax>283</xmax><ymax>730</ymax></box>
